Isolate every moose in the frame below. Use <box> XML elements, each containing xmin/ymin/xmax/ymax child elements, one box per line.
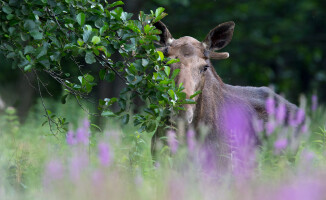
<box><xmin>153</xmin><ymin>21</ymin><xmax>300</xmax><ymax>169</ymax></box>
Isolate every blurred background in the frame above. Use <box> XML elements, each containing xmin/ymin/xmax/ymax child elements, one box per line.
<box><xmin>0</xmin><ymin>0</ymin><xmax>325</xmax><ymax>122</ymax></box>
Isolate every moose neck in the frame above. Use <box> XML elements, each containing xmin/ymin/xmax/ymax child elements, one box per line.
<box><xmin>193</xmin><ymin>66</ymin><xmax>225</xmax><ymax>130</ymax></box>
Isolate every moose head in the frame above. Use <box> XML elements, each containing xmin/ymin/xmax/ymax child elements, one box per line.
<box><xmin>154</xmin><ymin>21</ymin><xmax>235</xmax><ymax>124</ymax></box>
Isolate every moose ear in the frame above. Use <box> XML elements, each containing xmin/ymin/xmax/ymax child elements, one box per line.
<box><xmin>203</xmin><ymin>21</ymin><xmax>235</xmax><ymax>50</ymax></box>
<box><xmin>153</xmin><ymin>21</ymin><xmax>174</xmax><ymax>46</ymax></box>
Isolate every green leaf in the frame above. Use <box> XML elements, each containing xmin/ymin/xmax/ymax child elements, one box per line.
<box><xmin>91</xmin><ymin>36</ymin><xmax>101</xmax><ymax>45</ymax></box>
<box><xmin>122</xmin><ymin>114</ymin><xmax>129</xmax><ymax>124</ymax></box>
<box><xmin>24</xmin><ymin>65</ymin><xmax>32</xmax><ymax>72</ymax></box>
<box><xmin>101</xmin><ymin>110</ymin><xmax>116</xmax><ymax>117</ymax></box>
<box><xmin>2</xmin><ymin>5</ymin><xmax>13</xmax><ymax>14</ymax></box>
<box><xmin>109</xmin><ymin>1</ymin><xmax>124</xmax><ymax>8</ymax></box>
<box><xmin>142</xmin><ymin>59</ymin><xmax>149</xmax><ymax>67</ymax></box>
<box><xmin>100</xmin><ymin>24</ymin><xmax>109</xmax><ymax>35</ymax></box>
<box><xmin>182</xmin><ymin>99</ymin><xmax>197</xmax><ymax>104</ymax></box>
<box><xmin>24</xmin><ymin>20</ymin><xmax>36</xmax><ymax>31</ymax></box>
<box><xmin>164</xmin><ymin>66</ymin><xmax>170</xmax><ymax>76</ymax></box>
<box><xmin>144</xmin><ymin>24</ymin><xmax>151</xmax><ymax>34</ymax></box>
<box><xmin>85</xmin><ymin>51</ymin><xmax>96</xmax><ymax>64</ymax></box>
<box><xmin>61</xmin><ymin>94</ymin><xmax>68</xmax><ymax>104</ymax></box>
<box><xmin>157</xmin><ymin>51</ymin><xmax>164</xmax><ymax>61</ymax></box>
<box><xmin>83</xmin><ymin>27</ymin><xmax>92</xmax><ymax>42</ymax></box>
<box><xmin>24</xmin><ymin>46</ymin><xmax>34</xmax><ymax>55</ymax></box>
<box><xmin>77</xmin><ymin>38</ymin><xmax>84</xmax><ymax>46</ymax></box>
<box><xmin>171</xmin><ymin>69</ymin><xmax>180</xmax><ymax>79</ymax></box>
<box><xmin>99</xmin><ymin>69</ymin><xmax>106</xmax><ymax>80</ymax></box>
<box><xmin>190</xmin><ymin>91</ymin><xmax>201</xmax><ymax>99</ymax></box>
<box><xmin>155</xmin><ymin>7</ymin><xmax>165</xmax><ymax>18</ymax></box>
<box><xmin>30</xmin><ymin>30</ymin><xmax>43</xmax><ymax>40</ymax></box>
<box><xmin>76</xmin><ymin>13</ymin><xmax>86</xmax><ymax>26</ymax></box>
<box><xmin>167</xmin><ymin>58</ymin><xmax>180</xmax><ymax>65</ymax></box>
<box><xmin>168</xmin><ymin>89</ymin><xmax>175</xmax><ymax>100</ymax></box>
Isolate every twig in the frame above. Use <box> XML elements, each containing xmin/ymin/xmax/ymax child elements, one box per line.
<box><xmin>96</xmin><ymin>55</ymin><xmax>128</xmax><ymax>83</ymax></box>
<box><xmin>33</xmin><ymin>70</ymin><xmax>59</xmax><ymax>138</ymax></box>
<box><xmin>74</xmin><ymin>95</ymin><xmax>100</xmax><ymax>117</ymax></box>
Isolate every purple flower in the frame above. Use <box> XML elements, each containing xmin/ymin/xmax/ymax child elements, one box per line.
<box><xmin>69</xmin><ymin>152</ymin><xmax>89</xmax><ymax>181</ymax></box>
<box><xmin>98</xmin><ymin>142</ymin><xmax>112</xmax><ymax>166</ymax></box>
<box><xmin>276</xmin><ymin>102</ymin><xmax>286</xmax><ymax>125</ymax></box>
<box><xmin>265</xmin><ymin>97</ymin><xmax>275</xmax><ymax>115</ymax></box>
<box><xmin>274</xmin><ymin>138</ymin><xmax>288</xmax><ymax>151</ymax></box>
<box><xmin>274</xmin><ymin>180</ymin><xmax>323</xmax><ymax>200</ymax></box>
<box><xmin>43</xmin><ymin>159</ymin><xmax>64</xmax><ymax>187</ymax></box>
<box><xmin>83</xmin><ymin>118</ymin><xmax>90</xmax><ymax>129</ymax></box>
<box><xmin>221</xmin><ymin>102</ymin><xmax>256</xmax><ymax>178</ymax></box>
<box><xmin>167</xmin><ymin>130</ymin><xmax>178</xmax><ymax>154</ymax></box>
<box><xmin>301</xmin><ymin>123</ymin><xmax>308</xmax><ymax>133</ymax></box>
<box><xmin>186</xmin><ymin>129</ymin><xmax>196</xmax><ymax>153</ymax></box>
<box><xmin>76</xmin><ymin>127</ymin><xmax>90</xmax><ymax>145</ymax></box>
<box><xmin>312</xmin><ymin>95</ymin><xmax>318</xmax><ymax>111</ymax></box>
<box><xmin>66</xmin><ymin>130</ymin><xmax>76</xmax><ymax>145</ymax></box>
<box><xmin>92</xmin><ymin>170</ymin><xmax>104</xmax><ymax>186</ymax></box>
<box><xmin>296</xmin><ymin>109</ymin><xmax>305</xmax><ymax>125</ymax></box>
<box><xmin>266</xmin><ymin>121</ymin><xmax>275</xmax><ymax>135</ymax></box>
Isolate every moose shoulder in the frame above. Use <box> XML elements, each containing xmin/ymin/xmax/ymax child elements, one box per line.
<box><xmin>153</xmin><ymin>21</ymin><xmax>300</xmax><ymax>156</ymax></box>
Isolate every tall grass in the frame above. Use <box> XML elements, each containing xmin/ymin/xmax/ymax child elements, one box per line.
<box><xmin>1</xmin><ymin>96</ymin><xmax>326</xmax><ymax>200</ymax></box>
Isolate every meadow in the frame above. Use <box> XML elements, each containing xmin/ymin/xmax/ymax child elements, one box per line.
<box><xmin>0</xmin><ymin>95</ymin><xmax>326</xmax><ymax>200</ymax></box>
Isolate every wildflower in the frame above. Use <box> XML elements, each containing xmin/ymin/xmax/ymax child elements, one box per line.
<box><xmin>167</xmin><ymin>130</ymin><xmax>178</xmax><ymax>154</ymax></box>
<box><xmin>83</xmin><ymin>118</ymin><xmax>90</xmax><ymax>129</ymax></box>
<box><xmin>66</xmin><ymin>130</ymin><xmax>76</xmax><ymax>145</ymax></box>
<box><xmin>265</xmin><ymin>97</ymin><xmax>275</xmax><ymax>115</ymax></box>
<box><xmin>76</xmin><ymin>127</ymin><xmax>90</xmax><ymax>145</ymax></box>
<box><xmin>266</xmin><ymin>121</ymin><xmax>275</xmax><ymax>135</ymax></box>
<box><xmin>43</xmin><ymin>159</ymin><xmax>64</xmax><ymax>187</ymax></box>
<box><xmin>276</xmin><ymin>102</ymin><xmax>286</xmax><ymax>125</ymax></box>
<box><xmin>274</xmin><ymin>138</ymin><xmax>288</xmax><ymax>151</ymax></box>
<box><xmin>92</xmin><ymin>170</ymin><xmax>104</xmax><ymax>186</ymax></box>
<box><xmin>69</xmin><ymin>152</ymin><xmax>89</xmax><ymax>181</ymax></box>
<box><xmin>300</xmin><ymin>123</ymin><xmax>308</xmax><ymax>133</ymax></box>
<box><xmin>295</xmin><ymin>109</ymin><xmax>305</xmax><ymax>125</ymax></box>
<box><xmin>98</xmin><ymin>142</ymin><xmax>112</xmax><ymax>166</ymax></box>
<box><xmin>311</xmin><ymin>95</ymin><xmax>318</xmax><ymax>111</ymax></box>
<box><xmin>186</xmin><ymin>129</ymin><xmax>196</xmax><ymax>153</ymax></box>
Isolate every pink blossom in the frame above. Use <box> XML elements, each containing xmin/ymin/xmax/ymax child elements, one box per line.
<box><xmin>274</xmin><ymin>138</ymin><xmax>288</xmax><ymax>150</ymax></box>
<box><xmin>296</xmin><ymin>109</ymin><xmax>305</xmax><ymax>125</ymax></box>
<box><xmin>266</xmin><ymin>121</ymin><xmax>275</xmax><ymax>135</ymax></box>
<box><xmin>66</xmin><ymin>130</ymin><xmax>76</xmax><ymax>145</ymax></box>
<box><xmin>186</xmin><ymin>129</ymin><xmax>196</xmax><ymax>153</ymax></box>
<box><xmin>311</xmin><ymin>95</ymin><xmax>318</xmax><ymax>111</ymax></box>
<box><xmin>276</xmin><ymin>102</ymin><xmax>286</xmax><ymax>125</ymax></box>
<box><xmin>167</xmin><ymin>130</ymin><xmax>178</xmax><ymax>154</ymax></box>
<box><xmin>76</xmin><ymin>127</ymin><xmax>90</xmax><ymax>145</ymax></box>
<box><xmin>265</xmin><ymin>97</ymin><xmax>275</xmax><ymax>115</ymax></box>
<box><xmin>98</xmin><ymin>142</ymin><xmax>112</xmax><ymax>166</ymax></box>
<box><xmin>69</xmin><ymin>152</ymin><xmax>89</xmax><ymax>181</ymax></box>
<box><xmin>43</xmin><ymin>159</ymin><xmax>64</xmax><ymax>187</ymax></box>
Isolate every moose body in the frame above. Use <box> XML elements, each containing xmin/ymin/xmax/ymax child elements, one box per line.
<box><xmin>154</xmin><ymin>21</ymin><xmax>299</xmax><ymax>165</ymax></box>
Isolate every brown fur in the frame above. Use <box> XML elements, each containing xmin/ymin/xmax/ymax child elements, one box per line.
<box><xmin>153</xmin><ymin>21</ymin><xmax>299</xmax><ymax>162</ymax></box>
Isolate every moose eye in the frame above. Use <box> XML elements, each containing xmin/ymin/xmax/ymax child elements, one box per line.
<box><xmin>201</xmin><ymin>65</ymin><xmax>209</xmax><ymax>73</ymax></box>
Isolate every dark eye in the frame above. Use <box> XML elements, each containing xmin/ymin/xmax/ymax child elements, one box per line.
<box><xmin>204</xmin><ymin>65</ymin><xmax>209</xmax><ymax>71</ymax></box>
<box><xmin>200</xmin><ymin>65</ymin><xmax>209</xmax><ymax>73</ymax></box>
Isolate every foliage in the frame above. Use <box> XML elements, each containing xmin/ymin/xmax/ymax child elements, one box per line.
<box><xmin>0</xmin><ymin>0</ymin><xmax>190</xmax><ymax>134</ymax></box>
